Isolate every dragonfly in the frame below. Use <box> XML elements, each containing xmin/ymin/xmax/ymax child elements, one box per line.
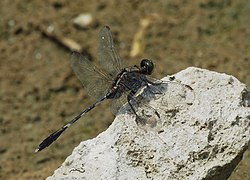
<box><xmin>35</xmin><ymin>26</ymin><xmax>194</xmax><ymax>152</ymax></box>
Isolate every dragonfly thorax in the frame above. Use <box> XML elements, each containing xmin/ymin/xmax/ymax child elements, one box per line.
<box><xmin>107</xmin><ymin>67</ymin><xmax>148</xmax><ymax>100</ymax></box>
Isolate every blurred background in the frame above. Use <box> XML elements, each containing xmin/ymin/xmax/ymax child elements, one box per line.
<box><xmin>0</xmin><ymin>0</ymin><xmax>249</xmax><ymax>179</ymax></box>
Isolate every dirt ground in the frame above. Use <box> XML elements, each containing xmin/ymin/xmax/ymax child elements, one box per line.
<box><xmin>0</xmin><ymin>0</ymin><xmax>249</xmax><ymax>179</ymax></box>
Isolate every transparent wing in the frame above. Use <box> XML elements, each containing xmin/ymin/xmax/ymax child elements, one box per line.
<box><xmin>71</xmin><ymin>52</ymin><xmax>112</xmax><ymax>100</ymax></box>
<box><xmin>98</xmin><ymin>26</ymin><xmax>123</xmax><ymax>77</ymax></box>
<box><xmin>159</xmin><ymin>80</ymin><xmax>195</xmax><ymax>107</ymax></box>
<box><xmin>112</xmin><ymin>84</ymin><xmax>163</xmax><ymax>132</ymax></box>
<box><xmin>142</xmin><ymin>77</ymin><xmax>195</xmax><ymax>107</ymax></box>
<box><xmin>135</xmin><ymin>102</ymin><xmax>163</xmax><ymax>132</ymax></box>
<box><xmin>132</xmin><ymin>77</ymin><xmax>195</xmax><ymax>131</ymax></box>
<box><xmin>111</xmin><ymin>90</ymin><xmax>129</xmax><ymax>115</ymax></box>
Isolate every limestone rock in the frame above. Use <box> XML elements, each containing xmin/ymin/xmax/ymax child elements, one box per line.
<box><xmin>47</xmin><ymin>67</ymin><xmax>250</xmax><ymax>180</ymax></box>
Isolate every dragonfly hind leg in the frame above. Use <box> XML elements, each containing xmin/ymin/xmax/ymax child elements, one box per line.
<box><xmin>127</xmin><ymin>91</ymin><xmax>147</xmax><ymax>126</ymax></box>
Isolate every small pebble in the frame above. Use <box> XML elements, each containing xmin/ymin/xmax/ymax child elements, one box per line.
<box><xmin>73</xmin><ymin>13</ymin><xmax>94</xmax><ymax>29</ymax></box>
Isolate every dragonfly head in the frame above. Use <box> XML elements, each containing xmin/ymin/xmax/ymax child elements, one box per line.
<box><xmin>140</xmin><ymin>59</ymin><xmax>154</xmax><ymax>75</ymax></box>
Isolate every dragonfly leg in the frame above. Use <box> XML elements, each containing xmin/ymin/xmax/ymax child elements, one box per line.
<box><xmin>127</xmin><ymin>91</ymin><xmax>146</xmax><ymax>125</ymax></box>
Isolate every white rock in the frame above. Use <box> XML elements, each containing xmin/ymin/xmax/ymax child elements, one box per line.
<box><xmin>47</xmin><ymin>67</ymin><xmax>250</xmax><ymax>180</ymax></box>
<box><xmin>73</xmin><ymin>13</ymin><xmax>94</xmax><ymax>29</ymax></box>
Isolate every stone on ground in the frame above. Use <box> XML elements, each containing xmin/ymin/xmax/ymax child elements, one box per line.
<box><xmin>47</xmin><ymin>67</ymin><xmax>250</xmax><ymax>180</ymax></box>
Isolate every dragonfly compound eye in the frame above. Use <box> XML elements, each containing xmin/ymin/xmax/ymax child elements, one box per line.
<box><xmin>140</xmin><ymin>59</ymin><xmax>154</xmax><ymax>75</ymax></box>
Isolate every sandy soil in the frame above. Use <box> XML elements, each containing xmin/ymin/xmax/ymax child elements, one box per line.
<box><xmin>0</xmin><ymin>0</ymin><xmax>249</xmax><ymax>179</ymax></box>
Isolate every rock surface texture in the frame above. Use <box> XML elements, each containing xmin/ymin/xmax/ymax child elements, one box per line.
<box><xmin>47</xmin><ymin>67</ymin><xmax>250</xmax><ymax>180</ymax></box>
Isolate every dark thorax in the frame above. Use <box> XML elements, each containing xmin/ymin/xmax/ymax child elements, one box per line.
<box><xmin>107</xmin><ymin>65</ymin><xmax>148</xmax><ymax>99</ymax></box>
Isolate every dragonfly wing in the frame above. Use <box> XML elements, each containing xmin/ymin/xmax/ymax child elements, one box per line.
<box><xmin>98</xmin><ymin>26</ymin><xmax>123</xmax><ymax>76</ymax></box>
<box><xmin>159</xmin><ymin>80</ymin><xmax>195</xmax><ymax>107</ymax></box>
<box><xmin>111</xmin><ymin>90</ymin><xmax>129</xmax><ymax>115</ymax></box>
<box><xmin>71</xmin><ymin>52</ymin><xmax>112</xmax><ymax>100</ymax></box>
<box><xmin>131</xmin><ymin>78</ymin><xmax>195</xmax><ymax>132</ymax></box>
<box><xmin>144</xmin><ymin>77</ymin><xmax>195</xmax><ymax>107</ymax></box>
